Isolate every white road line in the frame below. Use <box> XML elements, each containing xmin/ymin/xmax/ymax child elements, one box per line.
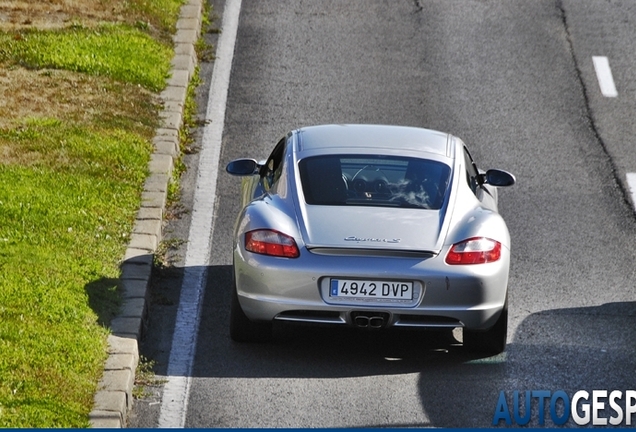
<box><xmin>157</xmin><ymin>0</ymin><xmax>242</xmax><ymax>427</ymax></box>
<box><xmin>592</xmin><ymin>56</ymin><xmax>618</xmax><ymax>97</ymax></box>
<box><xmin>627</xmin><ymin>173</ymin><xmax>636</xmax><ymax>212</ymax></box>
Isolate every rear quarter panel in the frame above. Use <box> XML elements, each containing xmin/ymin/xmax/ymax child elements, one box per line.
<box><xmin>234</xmin><ymin>195</ymin><xmax>303</xmax><ymax>247</ymax></box>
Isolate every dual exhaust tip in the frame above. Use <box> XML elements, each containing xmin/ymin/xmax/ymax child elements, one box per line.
<box><xmin>351</xmin><ymin>311</ymin><xmax>390</xmax><ymax>329</ymax></box>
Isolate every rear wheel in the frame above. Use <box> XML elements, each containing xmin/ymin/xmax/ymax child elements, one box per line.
<box><xmin>229</xmin><ymin>283</ymin><xmax>272</xmax><ymax>343</ymax></box>
<box><xmin>464</xmin><ymin>300</ymin><xmax>508</xmax><ymax>355</ymax></box>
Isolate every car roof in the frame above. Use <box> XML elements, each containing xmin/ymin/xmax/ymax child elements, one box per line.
<box><xmin>294</xmin><ymin>124</ymin><xmax>453</xmax><ymax>158</ymax></box>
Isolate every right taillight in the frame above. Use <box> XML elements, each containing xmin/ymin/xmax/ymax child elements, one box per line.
<box><xmin>245</xmin><ymin>229</ymin><xmax>300</xmax><ymax>258</ymax></box>
<box><xmin>445</xmin><ymin>237</ymin><xmax>501</xmax><ymax>265</ymax></box>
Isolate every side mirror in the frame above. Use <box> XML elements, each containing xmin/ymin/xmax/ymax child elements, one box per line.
<box><xmin>226</xmin><ymin>158</ymin><xmax>259</xmax><ymax>176</ymax></box>
<box><xmin>483</xmin><ymin>169</ymin><xmax>515</xmax><ymax>187</ymax></box>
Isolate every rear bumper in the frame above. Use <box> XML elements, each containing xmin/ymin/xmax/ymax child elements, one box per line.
<box><xmin>234</xmin><ymin>246</ymin><xmax>509</xmax><ymax>330</ymax></box>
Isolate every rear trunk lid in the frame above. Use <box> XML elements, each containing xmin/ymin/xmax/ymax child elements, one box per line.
<box><xmin>298</xmin><ymin>205</ymin><xmax>446</xmax><ymax>253</ymax></box>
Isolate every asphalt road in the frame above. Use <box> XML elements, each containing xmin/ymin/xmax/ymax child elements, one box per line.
<box><xmin>129</xmin><ymin>0</ymin><xmax>636</xmax><ymax>428</ymax></box>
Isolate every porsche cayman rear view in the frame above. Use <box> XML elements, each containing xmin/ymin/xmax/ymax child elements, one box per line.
<box><xmin>226</xmin><ymin>124</ymin><xmax>515</xmax><ymax>354</ymax></box>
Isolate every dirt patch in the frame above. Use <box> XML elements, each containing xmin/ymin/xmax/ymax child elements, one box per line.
<box><xmin>0</xmin><ymin>0</ymin><xmax>127</xmax><ymax>30</ymax></box>
<box><xmin>0</xmin><ymin>67</ymin><xmax>160</xmax><ymax>129</ymax></box>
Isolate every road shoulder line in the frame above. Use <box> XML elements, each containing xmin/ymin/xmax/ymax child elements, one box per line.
<box><xmin>157</xmin><ymin>0</ymin><xmax>243</xmax><ymax>427</ymax></box>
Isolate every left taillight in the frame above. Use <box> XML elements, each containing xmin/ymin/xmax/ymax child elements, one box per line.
<box><xmin>245</xmin><ymin>229</ymin><xmax>300</xmax><ymax>258</ymax></box>
<box><xmin>445</xmin><ymin>237</ymin><xmax>501</xmax><ymax>265</ymax></box>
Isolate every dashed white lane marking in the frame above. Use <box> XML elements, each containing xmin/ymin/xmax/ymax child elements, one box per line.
<box><xmin>592</xmin><ymin>56</ymin><xmax>618</xmax><ymax>97</ymax></box>
<box><xmin>627</xmin><ymin>173</ymin><xmax>636</xmax><ymax>212</ymax></box>
<box><xmin>157</xmin><ymin>0</ymin><xmax>243</xmax><ymax>427</ymax></box>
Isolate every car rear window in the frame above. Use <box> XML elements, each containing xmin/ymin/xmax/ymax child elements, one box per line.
<box><xmin>298</xmin><ymin>155</ymin><xmax>451</xmax><ymax>209</ymax></box>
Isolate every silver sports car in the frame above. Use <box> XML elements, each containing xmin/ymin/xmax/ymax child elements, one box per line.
<box><xmin>226</xmin><ymin>124</ymin><xmax>515</xmax><ymax>354</ymax></box>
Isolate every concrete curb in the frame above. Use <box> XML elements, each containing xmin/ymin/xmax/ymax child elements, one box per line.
<box><xmin>89</xmin><ymin>0</ymin><xmax>204</xmax><ymax>427</ymax></box>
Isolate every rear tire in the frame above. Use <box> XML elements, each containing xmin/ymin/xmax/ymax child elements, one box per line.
<box><xmin>464</xmin><ymin>301</ymin><xmax>508</xmax><ymax>355</ymax></box>
<box><xmin>229</xmin><ymin>283</ymin><xmax>272</xmax><ymax>343</ymax></box>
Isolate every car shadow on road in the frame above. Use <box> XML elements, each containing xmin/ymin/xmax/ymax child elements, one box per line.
<box><xmin>138</xmin><ymin>263</ymin><xmax>636</xmax><ymax>428</ymax></box>
<box><xmin>416</xmin><ymin>301</ymin><xmax>636</xmax><ymax>427</ymax></box>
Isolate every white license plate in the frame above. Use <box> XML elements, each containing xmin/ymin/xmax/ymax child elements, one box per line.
<box><xmin>330</xmin><ymin>279</ymin><xmax>413</xmax><ymax>300</ymax></box>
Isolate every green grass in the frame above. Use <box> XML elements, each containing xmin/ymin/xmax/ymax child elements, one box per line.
<box><xmin>0</xmin><ymin>121</ymin><xmax>151</xmax><ymax>427</ymax></box>
<box><xmin>0</xmin><ymin>0</ymin><xmax>188</xmax><ymax>426</ymax></box>
<box><xmin>0</xmin><ymin>24</ymin><xmax>173</xmax><ymax>92</ymax></box>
